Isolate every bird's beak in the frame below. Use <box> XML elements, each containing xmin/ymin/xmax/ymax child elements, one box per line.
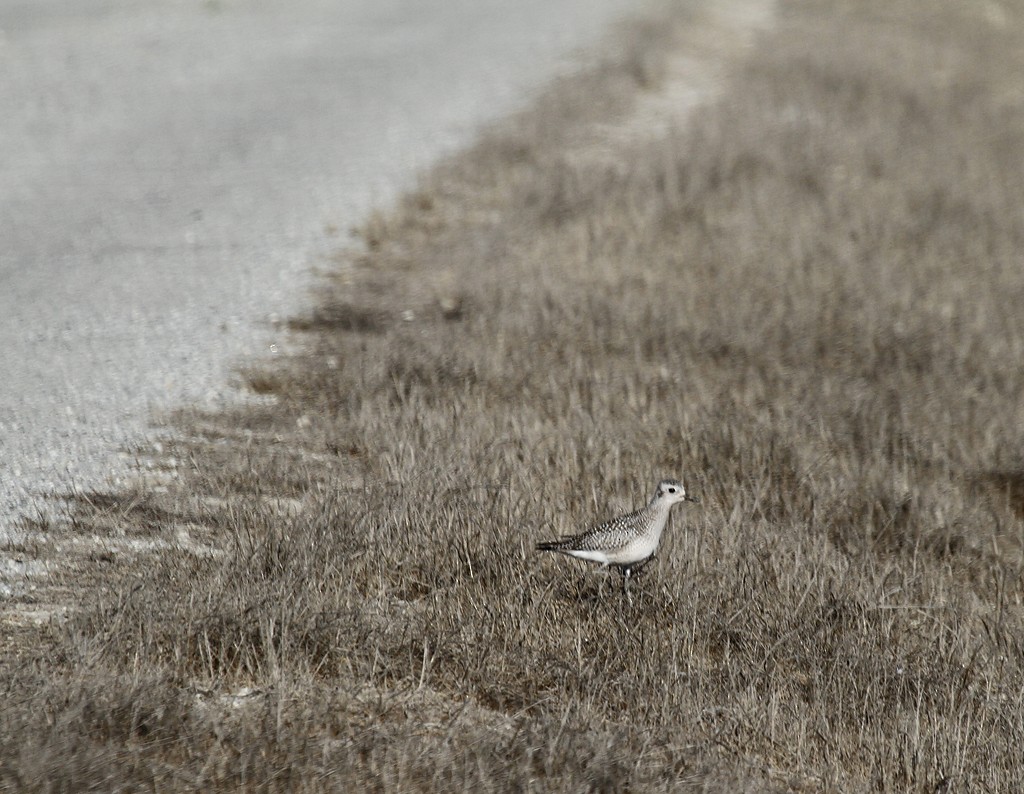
<box><xmin>686</xmin><ymin>494</ymin><xmax>700</xmax><ymax>503</ymax></box>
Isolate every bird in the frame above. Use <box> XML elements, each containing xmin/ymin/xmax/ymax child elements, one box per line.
<box><xmin>536</xmin><ymin>478</ymin><xmax>699</xmax><ymax>599</ymax></box>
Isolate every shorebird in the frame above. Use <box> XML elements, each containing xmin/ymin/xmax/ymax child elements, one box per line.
<box><xmin>536</xmin><ymin>478</ymin><xmax>699</xmax><ymax>599</ymax></box>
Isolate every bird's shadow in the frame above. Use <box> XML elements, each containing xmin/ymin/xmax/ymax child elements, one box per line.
<box><xmin>550</xmin><ymin>566</ymin><xmax>662</xmax><ymax>606</ymax></box>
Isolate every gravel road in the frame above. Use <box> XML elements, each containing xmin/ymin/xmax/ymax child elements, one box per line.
<box><xmin>0</xmin><ymin>0</ymin><xmax>641</xmax><ymax>533</ymax></box>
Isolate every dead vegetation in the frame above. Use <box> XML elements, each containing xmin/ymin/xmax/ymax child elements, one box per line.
<box><xmin>4</xmin><ymin>0</ymin><xmax>1024</xmax><ymax>790</ymax></box>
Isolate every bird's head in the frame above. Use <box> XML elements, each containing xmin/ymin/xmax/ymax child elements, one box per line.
<box><xmin>654</xmin><ymin>478</ymin><xmax>700</xmax><ymax>507</ymax></box>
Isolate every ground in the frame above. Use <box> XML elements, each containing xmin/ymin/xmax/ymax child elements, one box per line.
<box><xmin>3</xmin><ymin>0</ymin><xmax>1024</xmax><ymax>791</ymax></box>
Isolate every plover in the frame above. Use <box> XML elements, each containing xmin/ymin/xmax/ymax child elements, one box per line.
<box><xmin>536</xmin><ymin>478</ymin><xmax>699</xmax><ymax>598</ymax></box>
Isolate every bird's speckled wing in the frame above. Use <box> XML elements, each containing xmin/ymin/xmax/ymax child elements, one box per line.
<box><xmin>539</xmin><ymin>506</ymin><xmax>653</xmax><ymax>552</ymax></box>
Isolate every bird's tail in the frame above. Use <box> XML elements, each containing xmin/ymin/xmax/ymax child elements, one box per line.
<box><xmin>535</xmin><ymin>539</ymin><xmax>570</xmax><ymax>552</ymax></box>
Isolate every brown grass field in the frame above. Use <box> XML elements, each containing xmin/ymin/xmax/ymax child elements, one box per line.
<box><xmin>4</xmin><ymin>0</ymin><xmax>1024</xmax><ymax>790</ymax></box>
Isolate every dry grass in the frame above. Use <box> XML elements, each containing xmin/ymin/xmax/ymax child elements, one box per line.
<box><xmin>4</xmin><ymin>0</ymin><xmax>1024</xmax><ymax>790</ymax></box>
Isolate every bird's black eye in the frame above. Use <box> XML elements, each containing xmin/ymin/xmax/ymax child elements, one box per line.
<box><xmin>667</xmin><ymin>487</ymin><xmax>676</xmax><ymax>493</ymax></box>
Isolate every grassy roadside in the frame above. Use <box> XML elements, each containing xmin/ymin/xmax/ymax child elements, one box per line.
<box><xmin>4</xmin><ymin>0</ymin><xmax>1024</xmax><ymax>790</ymax></box>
